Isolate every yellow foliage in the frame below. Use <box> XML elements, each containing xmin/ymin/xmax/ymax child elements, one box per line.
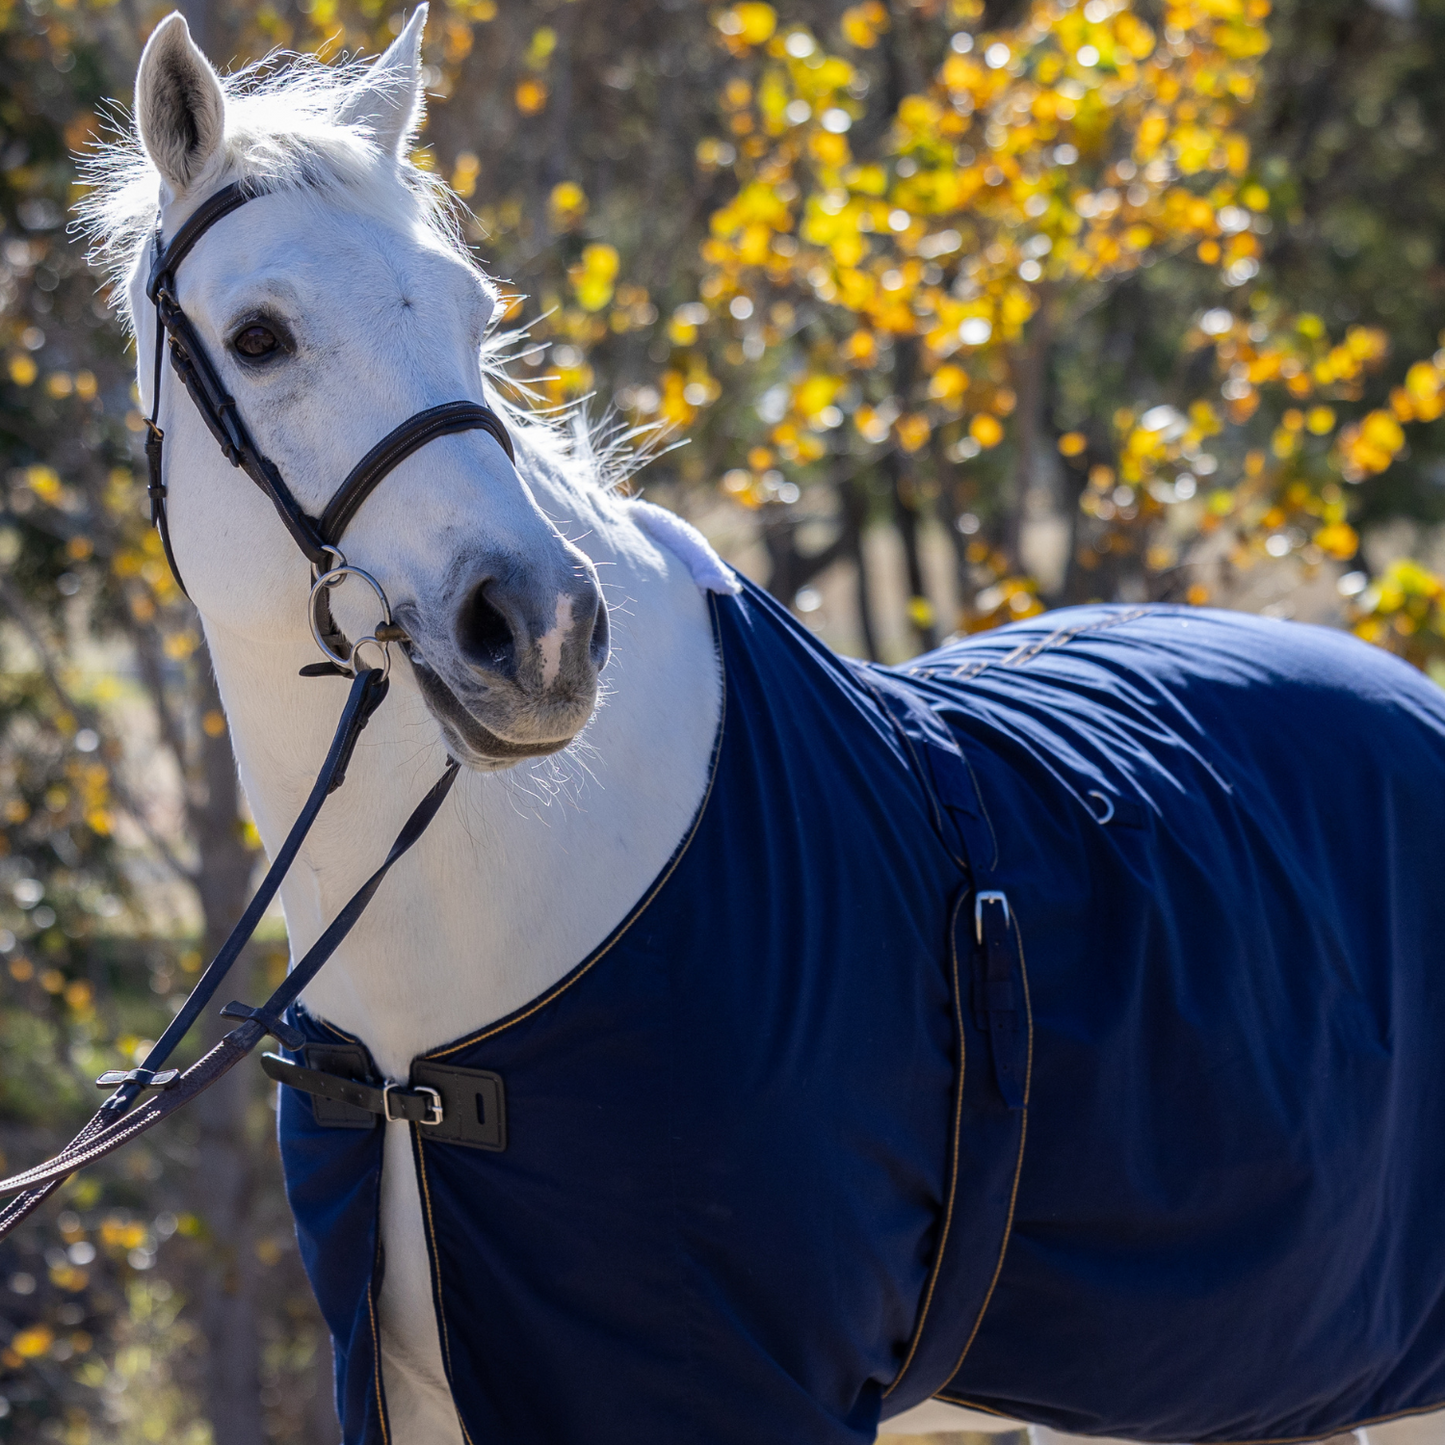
<box><xmin>1313</xmin><ymin>522</ymin><xmax>1358</xmax><ymax>561</ymax></box>
<box><xmin>515</xmin><ymin>79</ymin><xmax>547</xmax><ymax>115</ymax></box>
<box><xmin>570</xmin><ymin>244</ymin><xmax>620</xmax><ymax>312</ymax></box>
<box><xmin>1337</xmin><ymin>410</ymin><xmax>1405</xmax><ymax>481</ymax></box>
<box><xmin>451</xmin><ymin>151</ymin><xmax>480</xmax><ymax>199</ymax></box>
<box><xmin>549</xmin><ymin>181</ymin><xmax>588</xmax><ymax>230</ymax></box>
<box><xmin>525</xmin><ymin>26</ymin><xmax>557</xmax><ymax>68</ymax></box>
<box><xmin>100</xmin><ymin>1218</ymin><xmax>148</xmax><ymax>1251</ymax></box>
<box><xmin>12</xmin><ymin>1325</ymin><xmax>54</xmax><ymax>1358</ymax></box>
<box><xmin>26</xmin><ymin>465</ymin><xmax>63</xmax><ymax>503</ymax></box>
<box><xmin>841</xmin><ymin>1</ymin><xmax>888</xmax><ymax>49</ymax></box>
<box><xmin>929</xmin><ymin>365</ymin><xmax>970</xmax><ymax>402</ymax></box>
<box><xmin>970</xmin><ymin>413</ymin><xmax>1004</xmax><ymax>448</ymax></box>
<box><xmin>897</xmin><ymin>413</ymin><xmax>931</xmax><ymax>451</ymax></box>
<box><xmin>718</xmin><ymin>2</ymin><xmax>777</xmax><ymax>48</ymax></box>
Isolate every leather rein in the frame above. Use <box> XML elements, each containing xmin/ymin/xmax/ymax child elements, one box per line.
<box><xmin>0</xmin><ymin>179</ymin><xmax>514</xmax><ymax>1234</ymax></box>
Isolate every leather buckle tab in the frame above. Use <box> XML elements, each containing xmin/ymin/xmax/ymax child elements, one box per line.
<box><xmin>95</xmin><ymin>1067</ymin><xmax>180</xmax><ymax>1091</ymax></box>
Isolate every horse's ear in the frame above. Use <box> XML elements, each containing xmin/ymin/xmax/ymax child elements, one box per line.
<box><xmin>136</xmin><ymin>13</ymin><xmax>226</xmax><ymax>195</ymax></box>
<box><xmin>339</xmin><ymin>5</ymin><xmax>428</xmax><ymax>157</ymax></box>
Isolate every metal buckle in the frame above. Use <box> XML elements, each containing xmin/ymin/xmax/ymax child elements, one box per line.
<box><xmin>382</xmin><ymin>1082</ymin><xmax>444</xmax><ymax>1126</ymax></box>
<box><xmin>974</xmin><ymin>889</ymin><xmax>1010</xmax><ymax>944</ymax></box>
<box><xmin>307</xmin><ymin>556</ymin><xmax>402</xmax><ymax>680</ymax></box>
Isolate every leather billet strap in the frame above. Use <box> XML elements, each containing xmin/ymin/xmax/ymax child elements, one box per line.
<box><xmin>143</xmin><ymin>179</ymin><xmax>516</xmax><ymax>595</ymax></box>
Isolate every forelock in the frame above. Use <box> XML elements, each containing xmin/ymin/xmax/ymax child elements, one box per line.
<box><xmin>74</xmin><ymin>44</ymin><xmax>647</xmax><ymax>496</ymax></box>
<box><xmin>75</xmin><ymin>49</ymin><xmax>467</xmax><ymax>333</ymax></box>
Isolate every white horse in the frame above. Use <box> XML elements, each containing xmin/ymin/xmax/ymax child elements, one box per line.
<box><xmin>92</xmin><ymin>11</ymin><xmax>989</xmax><ymax>1440</ymax></box>
<box><xmin>87</xmin><ymin>15</ymin><xmax>1445</xmax><ymax>1445</ymax></box>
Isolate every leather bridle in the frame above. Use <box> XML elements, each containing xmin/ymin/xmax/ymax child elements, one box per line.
<box><xmin>144</xmin><ymin>178</ymin><xmax>515</xmax><ymax>674</ymax></box>
<box><xmin>0</xmin><ymin>178</ymin><xmax>521</xmax><ymax>1230</ymax></box>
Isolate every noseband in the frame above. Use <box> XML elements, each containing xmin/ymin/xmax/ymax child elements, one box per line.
<box><xmin>144</xmin><ymin>179</ymin><xmax>515</xmax><ymax>675</ymax></box>
<box><xmin>0</xmin><ymin>179</ymin><xmax>526</xmax><ymax>1230</ymax></box>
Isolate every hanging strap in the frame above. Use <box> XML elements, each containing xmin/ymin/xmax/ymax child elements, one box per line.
<box><xmin>0</xmin><ymin>672</ymin><xmax>459</xmax><ymax>1226</ymax></box>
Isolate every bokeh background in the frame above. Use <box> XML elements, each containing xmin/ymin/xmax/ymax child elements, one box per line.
<box><xmin>2</xmin><ymin>0</ymin><xmax>1445</xmax><ymax>1440</ymax></box>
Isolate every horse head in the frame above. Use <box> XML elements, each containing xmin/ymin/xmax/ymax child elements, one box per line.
<box><xmin>123</xmin><ymin>8</ymin><xmax>609</xmax><ymax>768</ymax></box>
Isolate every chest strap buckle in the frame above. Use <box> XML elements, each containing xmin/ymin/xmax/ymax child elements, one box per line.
<box><xmin>385</xmin><ymin>1081</ymin><xmax>442</xmax><ymax>1126</ymax></box>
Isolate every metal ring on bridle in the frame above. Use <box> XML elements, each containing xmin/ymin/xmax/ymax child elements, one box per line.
<box><xmin>1086</xmin><ymin>789</ymin><xmax>1116</xmax><ymax>826</ymax></box>
<box><xmin>347</xmin><ymin>635</ymin><xmax>392</xmax><ymax>681</ymax></box>
<box><xmin>312</xmin><ymin>544</ymin><xmax>347</xmax><ymax>582</ymax></box>
<box><xmin>309</xmin><ymin>562</ymin><xmax>395</xmax><ymax>675</ymax></box>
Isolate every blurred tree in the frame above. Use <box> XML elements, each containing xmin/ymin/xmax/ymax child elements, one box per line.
<box><xmin>644</xmin><ymin>0</ymin><xmax>1445</xmax><ymax>668</ymax></box>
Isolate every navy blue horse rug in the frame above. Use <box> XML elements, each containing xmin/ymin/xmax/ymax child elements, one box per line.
<box><xmin>276</xmin><ymin>581</ymin><xmax>1445</xmax><ymax>1445</ymax></box>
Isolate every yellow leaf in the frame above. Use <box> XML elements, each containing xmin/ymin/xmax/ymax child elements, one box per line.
<box><xmin>1361</xmin><ymin>410</ymin><xmax>1405</xmax><ymax>453</ymax></box>
<box><xmin>1058</xmin><ymin>431</ymin><xmax>1087</xmax><ymax>457</ymax></box>
<box><xmin>1314</xmin><ymin>522</ymin><xmax>1359</xmax><ymax>561</ymax></box>
<box><xmin>928</xmin><ymin>365</ymin><xmax>970</xmax><ymax>402</ymax></box>
<box><xmin>907</xmin><ymin>595</ymin><xmax>935</xmax><ymax>628</ymax></box>
<box><xmin>897</xmin><ymin>413</ymin><xmax>931</xmax><ymax>452</ymax></box>
<box><xmin>795</xmin><ymin>373</ymin><xmax>842</xmax><ymax>416</ymax></box>
<box><xmin>721</xmin><ymin>2</ymin><xmax>777</xmax><ymax>46</ymax></box>
<box><xmin>841</xmin><ymin>0</ymin><xmax>887</xmax><ymax>47</ymax></box>
<box><xmin>970</xmin><ymin>413</ymin><xmax>1004</xmax><ymax>448</ymax></box>
<box><xmin>515</xmin><ymin>79</ymin><xmax>548</xmax><ymax>115</ymax></box>
<box><xmin>548</xmin><ymin>181</ymin><xmax>588</xmax><ymax>229</ymax></box>
<box><xmin>12</xmin><ymin>1326</ymin><xmax>53</xmax><ymax>1359</ymax></box>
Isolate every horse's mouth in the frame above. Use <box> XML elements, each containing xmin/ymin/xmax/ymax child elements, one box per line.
<box><xmin>402</xmin><ymin>645</ymin><xmax>574</xmax><ymax>768</ymax></box>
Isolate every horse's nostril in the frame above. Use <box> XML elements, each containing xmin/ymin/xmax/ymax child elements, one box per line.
<box><xmin>458</xmin><ymin>583</ymin><xmax>516</xmax><ymax>677</ymax></box>
<box><xmin>588</xmin><ymin>596</ymin><xmax>610</xmax><ymax>670</ymax></box>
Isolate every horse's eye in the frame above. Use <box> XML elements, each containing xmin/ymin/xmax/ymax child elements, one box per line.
<box><xmin>233</xmin><ymin>324</ymin><xmax>279</xmax><ymax>359</ymax></box>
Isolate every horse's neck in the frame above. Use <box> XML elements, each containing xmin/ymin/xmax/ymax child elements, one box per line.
<box><xmin>204</xmin><ymin>489</ymin><xmax>723</xmax><ymax>1080</ymax></box>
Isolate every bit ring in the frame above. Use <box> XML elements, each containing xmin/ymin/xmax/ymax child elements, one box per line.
<box><xmin>308</xmin><ymin>562</ymin><xmax>396</xmax><ymax>676</ymax></box>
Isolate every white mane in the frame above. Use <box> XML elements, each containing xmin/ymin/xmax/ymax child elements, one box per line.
<box><xmin>75</xmin><ymin>48</ymin><xmax>657</xmax><ymax>497</ymax></box>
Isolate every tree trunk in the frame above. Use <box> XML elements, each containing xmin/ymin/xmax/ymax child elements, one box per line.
<box><xmin>1003</xmin><ymin>299</ymin><xmax>1054</xmax><ymax>573</ymax></box>
<box><xmin>851</xmin><ymin>511</ymin><xmax>882</xmax><ymax>662</ymax></box>
<box><xmin>882</xmin><ymin>342</ymin><xmax>938</xmax><ymax>653</ymax></box>
<box><xmin>186</xmin><ymin>650</ymin><xmax>266</xmax><ymax>1445</ymax></box>
<box><xmin>884</xmin><ymin>447</ymin><xmax>939</xmax><ymax>654</ymax></box>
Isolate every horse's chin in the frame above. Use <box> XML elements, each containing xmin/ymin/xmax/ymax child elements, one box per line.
<box><xmin>405</xmin><ymin>651</ymin><xmax>583</xmax><ymax>771</ymax></box>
